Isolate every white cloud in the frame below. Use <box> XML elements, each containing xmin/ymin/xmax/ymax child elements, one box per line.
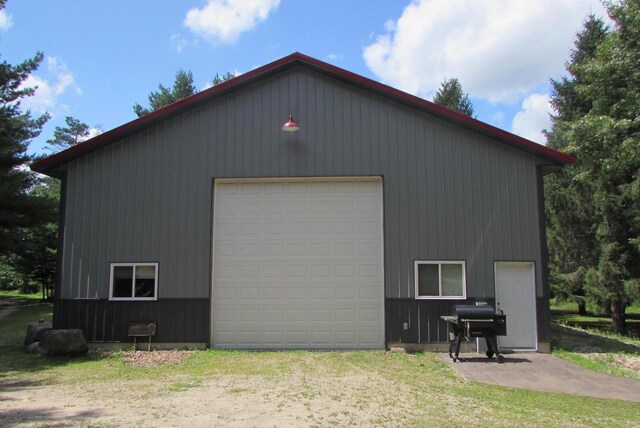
<box><xmin>20</xmin><ymin>75</ymin><xmax>57</xmax><ymax>113</ymax></box>
<box><xmin>492</xmin><ymin>111</ymin><xmax>505</xmax><ymax>126</ymax></box>
<box><xmin>0</xmin><ymin>9</ymin><xmax>12</xmax><ymax>31</ymax></box>
<box><xmin>78</xmin><ymin>127</ymin><xmax>103</xmax><ymax>142</ymax></box>
<box><xmin>170</xmin><ymin>33</ymin><xmax>199</xmax><ymax>53</ymax></box>
<box><xmin>511</xmin><ymin>93</ymin><xmax>552</xmax><ymax>144</ymax></box>
<box><xmin>19</xmin><ymin>56</ymin><xmax>80</xmax><ymax>115</ymax></box>
<box><xmin>383</xmin><ymin>19</ymin><xmax>395</xmax><ymax>32</ymax></box>
<box><xmin>170</xmin><ymin>33</ymin><xmax>188</xmax><ymax>53</ymax></box>
<box><xmin>184</xmin><ymin>0</ymin><xmax>280</xmax><ymax>44</ymax></box>
<box><xmin>363</xmin><ymin>0</ymin><xmax>606</xmax><ymax>103</ymax></box>
<box><xmin>326</xmin><ymin>53</ymin><xmax>344</xmax><ymax>61</ymax></box>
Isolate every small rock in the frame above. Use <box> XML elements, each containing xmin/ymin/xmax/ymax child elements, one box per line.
<box><xmin>26</xmin><ymin>341</ymin><xmax>41</xmax><ymax>354</ymax></box>
<box><xmin>38</xmin><ymin>329</ymin><xmax>88</xmax><ymax>356</ymax></box>
<box><xmin>24</xmin><ymin>320</ymin><xmax>52</xmax><ymax>349</ymax></box>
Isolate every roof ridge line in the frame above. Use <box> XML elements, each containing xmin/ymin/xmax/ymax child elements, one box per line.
<box><xmin>31</xmin><ymin>52</ymin><xmax>574</xmax><ymax>174</ymax></box>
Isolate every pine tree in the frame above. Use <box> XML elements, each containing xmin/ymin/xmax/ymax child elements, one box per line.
<box><xmin>432</xmin><ymin>77</ymin><xmax>474</xmax><ymax>117</ymax></box>
<box><xmin>133</xmin><ymin>69</ymin><xmax>197</xmax><ymax>117</ymax></box>
<box><xmin>545</xmin><ymin>15</ymin><xmax>608</xmax><ymax>315</ymax></box>
<box><xmin>0</xmin><ymin>0</ymin><xmax>54</xmax><ymax>295</ymax></box>
<box><xmin>46</xmin><ymin>116</ymin><xmax>92</xmax><ymax>151</ymax></box>
<box><xmin>9</xmin><ymin>177</ymin><xmax>58</xmax><ymax>296</ymax></box>
<box><xmin>212</xmin><ymin>71</ymin><xmax>236</xmax><ymax>86</ymax></box>
<box><xmin>0</xmin><ymin>47</ymin><xmax>49</xmax><ymax>255</ymax></box>
<box><xmin>547</xmin><ymin>1</ymin><xmax>640</xmax><ymax>334</ymax></box>
<box><xmin>569</xmin><ymin>0</ymin><xmax>640</xmax><ymax>334</ymax></box>
<box><xmin>133</xmin><ymin>69</ymin><xmax>236</xmax><ymax>117</ymax></box>
<box><xmin>548</xmin><ymin>16</ymin><xmax>609</xmax><ymax>128</ymax></box>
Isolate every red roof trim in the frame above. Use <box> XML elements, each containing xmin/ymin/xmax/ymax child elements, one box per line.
<box><xmin>31</xmin><ymin>52</ymin><xmax>574</xmax><ymax>173</ymax></box>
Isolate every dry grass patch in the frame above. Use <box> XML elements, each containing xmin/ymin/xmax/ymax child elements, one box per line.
<box><xmin>114</xmin><ymin>350</ymin><xmax>194</xmax><ymax>368</ymax></box>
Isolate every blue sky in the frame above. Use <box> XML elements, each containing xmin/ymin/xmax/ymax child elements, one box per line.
<box><xmin>1</xmin><ymin>0</ymin><xmax>607</xmax><ymax>155</ymax></box>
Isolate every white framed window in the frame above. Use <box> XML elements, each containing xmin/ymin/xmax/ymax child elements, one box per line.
<box><xmin>414</xmin><ymin>261</ymin><xmax>466</xmax><ymax>299</ymax></box>
<box><xmin>109</xmin><ymin>263</ymin><xmax>158</xmax><ymax>301</ymax></box>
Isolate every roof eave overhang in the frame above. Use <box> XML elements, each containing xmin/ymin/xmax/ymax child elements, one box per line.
<box><xmin>30</xmin><ymin>52</ymin><xmax>574</xmax><ymax>175</ymax></box>
<box><xmin>291</xmin><ymin>56</ymin><xmax>574</xmax><ymax>166</ymax></box>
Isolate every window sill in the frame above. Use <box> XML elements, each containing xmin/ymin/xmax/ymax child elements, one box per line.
<box><xmin>415</xmin><ymin>296</ymin><xmax>466</xmax><ymax>300</ymax></box>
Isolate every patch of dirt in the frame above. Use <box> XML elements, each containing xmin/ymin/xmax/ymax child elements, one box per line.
<box><xmin>614</xmin><ymin>354</ymin><xmax>640</xmax><ymax>372</ymax></box>
<box><xmin>148</xmin><ymin>369</ymin><xmax>417</xmax><ymax>427</ymax></box>
<box><xmin>0</xmin><ymin>307</ymin><xmax>16</xmax><ymax>323</ymax></box>
<box><xmin>0</xmin><ymin>297</ymin><xmax>44</xmax><ymax>307</ymax></box>
<box><xmin>113</xmin><ymin>350</ymin><xmax>194</xmax><ymax>368</ymax></box>
<box><xmin>576</xmin><ymin>353</ymin><xmax>640</xmax><ymax>378</ymax></box>
<box><xmin>0</xmin><ymin>353</ymin><xmax>463</xmax><ymax>427</ymax></box>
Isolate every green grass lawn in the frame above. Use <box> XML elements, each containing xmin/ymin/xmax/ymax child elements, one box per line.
<box><xmin>0</xmin><ymin>289</ymin><xmax>45</xmax><ymax>301</ymax></box>
<box><xmin>1</xmin><ymin>304</ymin><xmax>639</xmax><ymax>427</ymax></box>
<box><xmin>550</xmin><ymin>299</ymin><xmax>640</xmax><ymax>380</ymax></box>
<box><xmin>550</xmin><ymin>299</ymin><xmax>640</xmax><ymax>337</ymax></box>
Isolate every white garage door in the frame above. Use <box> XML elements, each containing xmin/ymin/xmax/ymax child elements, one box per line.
<box><xmin>211</xmin><ymin>177</ymin><xmax>384</xmax><ymax>349</ymax></box>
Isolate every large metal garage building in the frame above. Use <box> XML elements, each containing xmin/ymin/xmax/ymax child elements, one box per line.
<box><xmin>31</xmin><ymin>53</ymin><xmax>573</xmax><ymax>352</ymax></box>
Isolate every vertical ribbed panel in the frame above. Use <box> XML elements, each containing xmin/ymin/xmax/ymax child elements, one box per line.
<box><xmin>57</xmin><ymin>65</ymin><xmax>547</xmax><ymax>343</ymax></box>
<box><xmin>54</xmin><ymin>298</ymin><xmax>209</xmax><ymax>343</ymax></box>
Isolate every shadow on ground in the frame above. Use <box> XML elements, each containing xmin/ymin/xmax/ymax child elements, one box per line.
<box><xmin>552</xmin><ymin>310</ymin><xmax>640</xmax><ymax>337</ymax></box>
<box><xmin>0</xmin><ymin>378</ymin><xmax>50</xmax><ymax>392</ymax></box>
<box><xmin>450</xmin><ymin>356</ymin><xmax>532</xmax><ymax>364</ymax></box>
<box><xmin>0</xmin><ymin>303</ymin><xmax>119</xmax><ymax>379</ymax></box>
<box><xmin>0</xmin><ymin>348</ymin><xmax>118</xmax><ymax>380</ymax></box>
<box><xmin>551</xmin><ymin>323</ymin><xmax>640</xmax><ymax>354</ymax></box>
<box><xmin>0</xmin><ymin>406</ymin><xmax>104</xmax><ymax>426</ymax></box>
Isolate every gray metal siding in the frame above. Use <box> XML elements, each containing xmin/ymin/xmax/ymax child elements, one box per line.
<box><xmin>57</xmin><ymin>65</ymin><xmax>547</xmax><ymax>342</ymax></box>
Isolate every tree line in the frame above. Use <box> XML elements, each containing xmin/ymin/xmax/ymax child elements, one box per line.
<box><xmin>545</xmin><ymin>1</ymin><xmax>640</xmax><ymax>335</ymax></box>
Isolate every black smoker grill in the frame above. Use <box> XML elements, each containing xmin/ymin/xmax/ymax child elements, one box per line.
<box><xmin>441</xmin><ymin>304</ymin><xmax>507</xmax><ymax>363</ymax></box>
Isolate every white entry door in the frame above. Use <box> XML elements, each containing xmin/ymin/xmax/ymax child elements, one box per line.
<box><xmin>212</xmin><ymin>177</ymin><xmax>385</xmax><ymax>349</ymax></box>
<box><xmin>494</xmin><ymin>262</ymin><xmax>537</xmax><ymax>350</ymax></box>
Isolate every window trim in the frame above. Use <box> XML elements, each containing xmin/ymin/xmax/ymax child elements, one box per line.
<box><xmin>414</xmin><ymin>260</ymin><xmax>466</xmax><ymax>300</ymax></box>
<box><xmin>109</xmin><ymin>262</ymin><xmax>158</xmax><ymax>301</ymax></box>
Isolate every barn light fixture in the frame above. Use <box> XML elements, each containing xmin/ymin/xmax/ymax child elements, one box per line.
<box><xmin>281</xmin><ymin>114</ymin><xmax>300</xmax><ymax>132</ymax></box>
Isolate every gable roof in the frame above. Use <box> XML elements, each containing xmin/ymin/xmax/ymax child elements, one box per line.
<box><xmin>31</xmin><ymin>52</ymin><xmax>574</xmax><ymax>175</ymax></box>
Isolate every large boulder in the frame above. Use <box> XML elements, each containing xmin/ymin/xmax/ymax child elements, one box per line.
<box><xmin>37</xmin><ymin>329</ymin><xmax>88</xmax><ymax>356</ymax></box>
<box><xmin>23</xmin><ymin>320</ymin><xmax>52</xmax><ymax>349</ymax></box>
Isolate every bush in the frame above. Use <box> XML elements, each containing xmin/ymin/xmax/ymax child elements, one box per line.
<box><xmin>0</xmin><ymin>258</ymin><xmax>22</xmax><ymax>291</ymax></box>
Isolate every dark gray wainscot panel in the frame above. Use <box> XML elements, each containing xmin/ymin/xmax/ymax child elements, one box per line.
<box><xmin>385</xmin><ymin>298</ymin><xmax>496</xmax><ymax>343</ymax></box>
<box><xmin>54</xmin><ymin>298</ymin><xmax>209</xmax><ymax>343</ymax></box>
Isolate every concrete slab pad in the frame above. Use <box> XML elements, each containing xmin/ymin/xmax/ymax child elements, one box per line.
<box><xmin>439</xmin><ymin>353</ymin><xmax>640</xmax><ymax>402</ymax></box>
